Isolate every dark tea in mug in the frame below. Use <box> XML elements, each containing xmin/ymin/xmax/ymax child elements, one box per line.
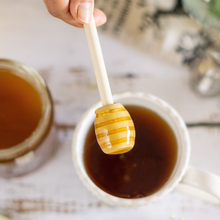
<box><xmin>84</xmin><ymin>105</ymin><xmax>178</xmax><ymax>199</ymax></box>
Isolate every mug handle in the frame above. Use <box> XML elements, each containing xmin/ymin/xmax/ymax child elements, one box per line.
<box><xmin>174</xmin><ymin>165</ymin><xmax>220</xmax><ymax>204</ymax></box>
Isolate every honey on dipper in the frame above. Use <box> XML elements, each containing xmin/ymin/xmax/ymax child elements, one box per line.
<box><xmin>84</xmin><ymin>15</ymin><xmax>136</xmax><ymax>154</ymax></box>
<box><xmin>95</xmin><ymin>103</ymin><xmax>135</xmax><ymax>154</ymax></box>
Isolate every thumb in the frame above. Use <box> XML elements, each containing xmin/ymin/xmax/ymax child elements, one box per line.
<box><xmin>70</xmin><ymin>0</ymin><xmax>93</xmax><ymax>24</ymax></box>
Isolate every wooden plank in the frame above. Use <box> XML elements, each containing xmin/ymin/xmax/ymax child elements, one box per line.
<box><xmin>0</xmin><ymin>127</ymin><xmax>220</xmax><ymax>219</ymax></box>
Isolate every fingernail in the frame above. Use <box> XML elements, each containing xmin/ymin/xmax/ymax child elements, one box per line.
<box><xmin>77</xmin><ymin>2</ymin><xmax>92</xmax><ymax>23</ymax></box>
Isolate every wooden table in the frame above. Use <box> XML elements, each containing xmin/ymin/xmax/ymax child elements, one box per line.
<box><xmin>0</xmin><ymin>1</ymin><xmax>220</xmax><ymax>219</ymax></box>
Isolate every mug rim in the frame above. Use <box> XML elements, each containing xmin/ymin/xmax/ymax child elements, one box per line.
<box><xmin>72</xmin><ymin>92</ymin><xmax>190</xmax><ymax>206</ymax></box>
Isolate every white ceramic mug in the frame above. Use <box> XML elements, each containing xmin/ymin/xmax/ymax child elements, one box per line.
<box><xmin>72</xmin><ymin>92</ymin><xmax>220</xmax><ymax>206</ymax></box>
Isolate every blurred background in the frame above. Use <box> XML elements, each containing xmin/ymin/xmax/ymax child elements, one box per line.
<box><xmin>96</xmin><ymin>0</ymin><xmax>220</xmax><ymax>97</ymax></box>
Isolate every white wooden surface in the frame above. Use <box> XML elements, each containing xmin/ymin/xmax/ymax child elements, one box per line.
<box><xmin>0</xmin><ymin>1</ymin><xmax>220</xmax><ymax>219</ymax></box>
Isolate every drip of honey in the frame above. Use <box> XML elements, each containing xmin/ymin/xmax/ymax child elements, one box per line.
<box><xmin>0</xmin><ymin>70</ymin><xmax>42</xmax><ymax>149</ymax></box>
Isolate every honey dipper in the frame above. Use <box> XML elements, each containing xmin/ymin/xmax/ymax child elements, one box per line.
<box><xmin>84</xmin><ymin>16</ymin><xmax>135</xmax><ymax>154</ymax></box>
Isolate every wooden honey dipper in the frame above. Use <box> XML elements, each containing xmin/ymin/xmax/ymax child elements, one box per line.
<box><xmin>84</xmin><ymin>16</ymin><xmax>135</xmax><ymax>154</ymax></box>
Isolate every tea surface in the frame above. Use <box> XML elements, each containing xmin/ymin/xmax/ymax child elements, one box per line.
<box><xmin>84</xmin><ymin>105</ymin><xmax>177</xmax><ymax>198</ymax></box>
<box><xmin>0</xmin><ymin>70</ymin><xmax>42</xmax><ymax>149</ymax></box>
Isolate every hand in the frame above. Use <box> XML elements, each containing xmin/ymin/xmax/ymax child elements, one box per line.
<box><xmin>43</xmin><ymin>0</ymin><xmax>107</xmax><ymax>28</ymax></box>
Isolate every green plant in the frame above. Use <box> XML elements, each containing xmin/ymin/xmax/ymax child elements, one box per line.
<box><xmin>208</xmin><ymin>0</ymin><xmax>220</xmax><ymax>18</ymax></box>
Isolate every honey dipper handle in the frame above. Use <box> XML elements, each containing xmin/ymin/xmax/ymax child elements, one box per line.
<box><xmin>84</xmin><ymin>16</ymin><xmax>113</xmax><ymax>106</ymax></box>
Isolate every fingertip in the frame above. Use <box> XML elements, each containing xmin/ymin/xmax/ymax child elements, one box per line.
<box><xmin>70</xmin><ymin>0</ymin><xmax>94</xmax><ymax>25</ymax></box>
<box><xmin>93</xmin><ymin>8</ymin><xmax>107</xmax><ymax>27</ymax></box>
<box><xmin>69</xmin><ymin>5</ymin><xmax>106</xmax><ymax>27</ymax></box>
